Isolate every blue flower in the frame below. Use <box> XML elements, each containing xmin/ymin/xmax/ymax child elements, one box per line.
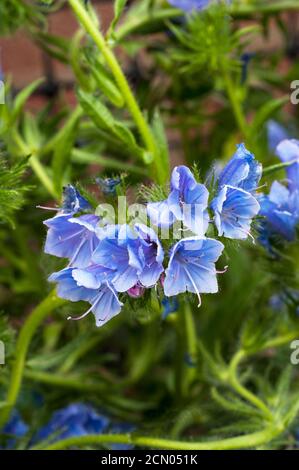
<box><xmin>134</xmin><ymin>223</ymin><xmax>164</xmax><ymax>287</ymax></box>
<box><xmin>168</xmin><ymin>0</ymin><xmax>211</xmax><ymax>12</ymax></box>
<box><xmin>96</xmin><ymin>177</ymin><xmax>121</xmax><ymax>196</ymax></box>
<box><xmin>1</xmin><ymin>410</ymin><xmax>28</xmax><ymax>449</ymax></box>
<box><xmin>164</xmin><ymin>237</ymin><xmax>224</xmax><ymax>305</ymax></box>
<box><xmin>61</xmin><ymin>184</ymin><xmax>91</xmax><ymax>214</ymax></box>
<box><xmin>259</xmin><ymin>181</ymin><xmax>299</xmax><ymax>243</ymax></box>
<box><xmin>217</xmin><ymin>143</ymin><xmax>262</xmax><ymax>194</ymax></box>
<box><xmin>34</xmin><ymin>403</ymin><xmax>109</xmax><ymax>444</ymax></box>
<box><xmin>92</xmin><ymin>225</ymin><xmax>143</xmax><ymax>292</ymax></box>
<box><xmin>267</xmin><ymin>120</ymin><xmax>289</xmax><ymax>152</ymax></box>
<box><xmin>148</xmin><ymin>166</ymin><xmax>209</xmax><ymax>236</ymax></box>
<box><xmin>92</xmin><ymin>224</ymin><xmax>164</xmax><ymax>292</ymax></box>
<box><xmin>276</xmin><ymin>139</ymin><xmax>299</xmax><ymax>192</ymax></box>
<box><xmin>211</xmin><ymin>185</ymin><xmax>260</xmax><ymax>239</ymax></box>
<box><xmin>44</xmin><ymin>214</ymin><xmax>100</xmax><ymax>268</ymax></box>
<box><xmin>49</xmin><ymin>266</ymin><xmax>123</xmax><ymax>327</ymax></box>
<box><xmin>161</xmin><ymin>296</ymin><xmax>179</xmax><ymax>319</ymax></box>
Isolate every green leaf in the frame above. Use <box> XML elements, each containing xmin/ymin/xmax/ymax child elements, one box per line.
<box><xmin>151</xmin><ymin>109</ymin><xmax>170</xmax><ymax>179</ymax></box>
<box><xmin>108</xmin><ymin>0</ymin><xmax>128</xmax><ymax>38</ymax></box>
<box><xmin>52</xmin><ymin>107</ymin><xmax>82</xmax><ymax>193</ymax></box>
<box><xmin>250</xmin><ymin>96</ymin><xmax>289</xmax><ymax>140</ymax></box>
<box><xmin>22</xmin><ymin>112</ymin><xmax>42</xmax><ymax>149</ymax></box>
<box><xmin>0</xmin><ymin>156</ymin><xmax>30</xmax><ymax>227</ymax></box>
<box><xmin>78</xmin><ymin>90</ymin><xmax>145</xmax><ymax>160</ymax></box>
<box><xmin>87</xmin><ymin>57</ymin><xmax>124</xmax><ymax>107</ymax></box>
<box><xmin>11</xmin><ymin>78</ymin><xmax>44</xmax><ymax>124</ymax></box>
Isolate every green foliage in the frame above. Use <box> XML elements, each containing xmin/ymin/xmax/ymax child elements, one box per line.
<box><xmin>0</xmin><ymin>157</ymin><xmax>30</xmax><ymax>227</ymax></box>
<box><xmin>0</xmin><ymin>0</ymin><xmax>298</xmax><ymax>451</ymax></box>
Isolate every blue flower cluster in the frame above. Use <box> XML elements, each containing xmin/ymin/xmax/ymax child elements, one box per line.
<box><xmin>258</xmin><ymin>139</ymin><xmax>299</xmax><ymax>249</ymax></box>
<box><xmin>44</xmin><ymin>144</ymin><xmax>261</xmax><ymax>327</ymax></box>
<box><xmin>1</xmin><ymin>411</ymin><xmax>28</xmax><ymax>449</ymax></box>
<box><xmin>1</xmin><ymin>404</ymin><xmax>133</xmax><ymax>449</ymax></box>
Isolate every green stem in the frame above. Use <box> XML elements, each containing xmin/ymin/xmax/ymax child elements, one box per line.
<box><xmin>0</xmin><ymin>291</ymin><xmax>66</xmax><ymax>428</ymax></box>
<box><xmin>36</xmin><ymin>426</ymin><xmax>282</xmax><ymax>450</ymax></box>
<box><xmin>221</xmin><ymin>67</ymin><xmax>248</xmax><ymax>140</ymax></box>
<box><xmin>68</xmin><ymin>0</ymin><xmax>162</xmax><ymax>182</ymax></box>
<box><xmin>228</xmin><ymin>350</ymin><xmax>273</xmax><ymax>421</ymax></box>
<box><xmin>262</xmin><ymin>160</ymin><xmax>298</xmax><ymax>177</ymax></box>
<box><xmin>23</xmin><ymin>369</ymin><xmax>106</xmax><ymax>392</ymax></box>
<box><xmin>182</xmin><ymin>303</ymin><xmax>197</xmax><ymax>395</ymax></box>
<box><xmin>13</xmin><ymin>131</ymin><xmax>59</xmax><ymax>200</ymax></box>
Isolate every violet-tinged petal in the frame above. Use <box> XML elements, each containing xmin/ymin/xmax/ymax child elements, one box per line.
<box><xmin>211</xmin><ymin>185</ymin><xmax>260</xmax><ymax>240</ymax></box>
<box><xmin>49</xmin><ymin>268</ymin><xmax>95</xmax><ymax>302</ymax></box>
<box><xmin>276</xmin><ymin>139</ymin><xmax>299</xmax><ymax>192</ymax></box>
<box><xmin>218</xmin><ymin>143</ymin><xmax>262</xmax><ymax>193</ymax></box>
<box><xmin>134</xmin><ymin>223</ymin><xmax>164</xmax><ymax>287</ymax></box>
<box><xmin>267</xmin><ymin>120</ymin><xmax>289</xmax><ymax>152</ymax></box>
<box><xmin>44</xmin><ymin>214</ymin><xmax>100</xmax><ymax>268</ymax></box>
<box><xmin>168</xmin><ymin>0</ymin><xmax>211</xmax><ymax>12</ymax></box>
<box><xmin>61</xmin><ymin>184</ymin><xmax>91</xmax><ymax>214</ymax></box>
<box><xmin>164</xmin><ymin>237</ymin><xmax>224</xmax><ymax>300</ymax></box>
<box><xmin>147</xmin><ymin>200</ymin><xmax>176</xmax><ymax>228</ymax></box>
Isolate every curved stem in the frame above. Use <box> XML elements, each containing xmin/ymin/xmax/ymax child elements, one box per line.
<box><xmin>36</xmin><ymin>426</ymin><xmax>282</xmax><ymax>450</ymax></box>
<box><xmin>68</xmin><ymin>0</ymin><xmax>163</xmax><ymax>182</ymax></box>
<box><xmin>0</xmin><ymin>291</ymin><xmax>66</xmax><ymax>428</ymax></box>
<box><xmin>228</xmin><ymin>350</ymin><xmax>273</xmax><ymax>421</ymax></box>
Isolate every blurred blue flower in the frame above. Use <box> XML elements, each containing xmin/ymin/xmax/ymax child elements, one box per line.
<box><xmin>259</xmin><ymin>181</ymin><xmax>299</xmax><ymax>243</ymax></box>
<box><xmin>96</xmin><ymin>177</ymin><xmax>121</xmax><ymax>196</ymax></box>
<box><xmin>1</xmin><ymin>411</ymin><xmax>28</xmax><ymax>449</ymax></box>
<box><xmin>164</xmin><ymin>237</ymin><xmax>224</xmax><ymax>304</ymax></box>
<box><xmin>211</xmin><ymin>185</ymin><xmax>260</xmax><ymax>239</ymax></box>
<box><xmin>168</xmin><ymin>0</ymin><xmax>210</xmax><ymax>12</ymax></box>
<box><xmin>217</xmin><ymin>143</ymin><xmax>262</xmax><ymax>194</ymax></box>
<box><xmin>240</xmin><ymin>52</ymin><xmax>255</xmax><ymax>84</ymax></box>
<box><xmin>148</xmin><ymin>166</ymin><xmax>209</xmax><ymax>236</ymax></box>
<box><xmin>162</xmin><ymin>296</ymin><xmax>179</xmax><ymax>319</ymax></box>
<box><xmin>276</xmin><ymin>139</ymin><xmax>299</xmax><ymax>192</ymax></box>
<box><xmin>269</xmin><ymin>289</ymin><xmax>299</xmax><ymax>316</ymax></box>
<box><xmin>267</xmin><ymin>120</ymin><xmax>289</xmax><ymax>152</ymax></box>
<box><xmin>34</xmin><ymin>403</ymin><xmax>109</xmax><ymax>444</ymax></box>
<box><xmin>44</xmin><ymin>214</ymin><xmax>100</xmax><ymax>268</ymax></box>
<box><xmin>61</xmin><ymin>184</ymin><xmax>91</xmax><ymax>214</ymax></box>
<box><xmin>49</xmin><ymin>266</ymin><xmax>123</xmax><ymax>327</ymax></box>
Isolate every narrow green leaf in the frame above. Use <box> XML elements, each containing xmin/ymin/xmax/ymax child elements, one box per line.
<box><xmin>52</xmin><ymin>107</ymin><xmax>82</xmax><ymax>193</ymax></box>
<box><xmin>108</xmin><ymin>0</ymin><xmax>128</xmax><ymax>38</ymax></box>
<box><xmin>250</xmin><ymin>96</ymin><xmax>289</xmax><ymax>139</ymax></box>
<box><xmin>11</xmin><ymin>78</ymin><xmax>44</xmax><ymax>124</ymax></box>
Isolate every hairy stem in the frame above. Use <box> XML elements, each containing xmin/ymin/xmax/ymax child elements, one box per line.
<box><xmin>36</xmin><ymin>426</ymin><xmax>282</xmax><ymax>450</ymax></box>
<box><xmin>0</xmin><ymin>291</ymin><xmax>65</xmax><ymax>427</ymax></box>
<box><xmin>68</xmin><ymin>0</ymin><xmax>164</xmax><ymax>182</ymax></box>
<box><xmin>228</xmin><ymin>350</ymin><xmax>273</xmax><ymax>421</ymax></box>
